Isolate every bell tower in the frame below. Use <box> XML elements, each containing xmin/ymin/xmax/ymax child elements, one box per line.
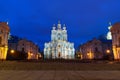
<box><xmin>107</xmin><ymin>22</ymin><xmax>112</xmax><ymax>40</ymax></box>
<box><xmin>57</xmin><ymin>20</ymin><xmax>61</xmax><ymax>29</ymax></box>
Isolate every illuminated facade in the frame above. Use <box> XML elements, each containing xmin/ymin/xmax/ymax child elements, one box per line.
<box><xmin>0</xmin><ymin>22</ymin><xmax>10</xmax><ymax>60</ymax></box>
<box><xmin>111</xmin><ymin>22</ymin><xmax>120</xmax><ymax>60</ymax></box>
<box><xmin>107</xmin><ymin>22</ymin><xmax>112</xmax><ymax>40</ymax></box>
<box><xmin>44</xmin><ymin>21</ymin><xmax>75</xmax><ymax>59</ymax></box>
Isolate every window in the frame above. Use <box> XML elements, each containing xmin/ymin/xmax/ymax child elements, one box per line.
<box><xmin>58</xmin><ymin>45</ymin><xmax>60</xmax><ymax>47</ymax></box>
<box><xmin>95</xmin><ymin>47</ymin><xmax>98</xmax><ymax>52</ymax></box>
<box><xmin>58</xmin><ymin>52</ymin><xmax>61</xmax><ymax>58</ymax></box>
<box><xmin>58</xmin><ymin>37</ymin><xmax>60</xmax><ymax>40</ymax></box>
<box><xmin>22</xmin><ymin>48</ymin><xmax>24</xmax><ymax>52</ymax></box>
<box><xmin>58</xmin><ymin>33</ymin><xmax>61</xmax><ymax>40</ymax></box>
<box><xmin>94</xmin><ymin>43</ymin><xmax>97</xmax><ymax>45</ymax></box>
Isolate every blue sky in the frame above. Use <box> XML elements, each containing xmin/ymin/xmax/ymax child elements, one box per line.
<box><xmin>0</xmin><ymin>0</ymin><xmax>120</xmax><ymax>50</ymax></box>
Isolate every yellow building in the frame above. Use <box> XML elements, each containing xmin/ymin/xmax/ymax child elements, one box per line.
<box><xmin>111</xmin><ymin>22</ymin><xmax>120</xmax><ymax>60</ymax></box>
<box><xmin>0</xmin><ymin>22</ymin><xmax>10</xmax><ymax>60</ymax></box>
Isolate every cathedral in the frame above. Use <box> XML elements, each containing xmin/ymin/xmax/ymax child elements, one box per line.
<box><xmin>44</xmin><ymin>21</ymin><xmax>75</xmax><ymax>59</ymax></box>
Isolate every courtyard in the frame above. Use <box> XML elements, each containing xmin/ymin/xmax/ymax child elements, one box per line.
<box><xmin>0</xmin><ymin>60</ymin><xmax>120</xmax><ymax>80</ymax></box>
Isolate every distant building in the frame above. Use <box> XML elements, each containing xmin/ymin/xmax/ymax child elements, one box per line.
<box><xmin>80</xmin><ymin>39</ymin><xmax>113</xmax><ymax>60</ymax></box>
<box><xmin>44</xmin><ymin>21</ymin><xmax>75</xmax><ymax>59</ymax></box>
<box><xmin>17</xmin><ymin>39</ymin><xmax>39</xmax><ymax>59</ymax></box>
<box><xmin>79</xmin><ymin>24</ymin><xmax>113</xmax><ymax>60</ymax></box>
<box><xmin>8</xmin><ymin>35</ymin><xmax>40</xmax><ymax>59</ymax></box>
<box><xmin>111</xmin><ymin>22</ymin><xmax>120</xmax><ymax>60</ymax></box>
<box><xmin>0</xmin><ymin>22</ymin><xmax>10</xmax><ymax>60</ymax></box>
<box><xmin>80</xmin><ymin>39</ymin><xmax>103</xmax><ymax>59</ymax></box>
<box><xmin>80</xmin><ymin>39</ymin><xmax>113</xmax><ymax>59</ymax></box>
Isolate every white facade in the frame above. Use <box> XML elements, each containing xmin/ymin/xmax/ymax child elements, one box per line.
<box><xmin>107</xmin><ymin>22</ymin><xmax>112</xmax><ymax>40</ymax></box>
<box><xmin>44</xmin><ymin>21</ymin><xmax>75</xmax><ymax>59</ymax></box>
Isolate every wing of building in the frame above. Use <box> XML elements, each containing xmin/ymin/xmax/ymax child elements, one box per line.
<box><xmin>110</xmin><ymin>22</ymin><xmax>120</xmax><ymax>60</ymax></box>
<box><xmin>44</xmin><ymin>21</ymin><xmax>75</xmax><ymax>59</ymax></box>
<box><xmin>0</xmin><ymin>22</ymin><xmax>10</xmax><ymax>60</ymax></box>
<box><xmin>79</xmin><ymin>38</ymin><xmax>113</xmax><ymax>60</ymax></box>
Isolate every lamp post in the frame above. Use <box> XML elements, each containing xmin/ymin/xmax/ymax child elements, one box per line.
<box><xmin>106</xmin><ymin>49</ymin><xmax>110</xmax><ymax>54</ymax></box>
<box><xmin>10</xmin><ymin>49</ymin><xmax>15</xmax><ymax>54</ymax></box>
<box><xmin>106</xmin><ymin>49</ymin><xmax>111</xmax><ymax>60</ymax></box>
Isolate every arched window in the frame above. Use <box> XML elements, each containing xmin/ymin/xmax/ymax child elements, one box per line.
<box><xmin>58</xmin><ymin>33</ymin><xmax>61</xmax><ymax>40</ymax></box>
<box><xmin>22</xmin><ymin>48</ymin><xmax>25</xmax><ymax>52</ymax></box>
<box><xmin>58</xmin><ymin>45</ymin><xmax>60</xmax><ymax>47</ymax></box>
<box><xmin>95</xmin><ymin>47</ymin><xmax>98</xmax><ymax>52</ymax></box>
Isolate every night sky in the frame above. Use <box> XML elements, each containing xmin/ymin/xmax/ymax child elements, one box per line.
<box><xmin>0</xmin><ymin>0</ymin><xmax>120</xmax><ymax>50</ymax></box>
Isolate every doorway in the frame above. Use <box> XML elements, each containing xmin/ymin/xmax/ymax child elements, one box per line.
<box><xmin>58</xmin><ymin>52</ymin><xmax>61</xmax><ymax>58</ymax></box>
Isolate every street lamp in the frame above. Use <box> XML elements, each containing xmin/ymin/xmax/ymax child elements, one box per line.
<box><xmin>106</xmin><ymin>49</ymin><xmax>112</xmax><ymax>60</ymax></box>
<box><xmin>106</xmin><ymin>49</ymin><xmax>110</xmax><ymax>54</ymax></box>
<box><xmin>10</xmin><ymin>49</ymin><xmax>15</xmax><ymax>54</ymax></box>
<box><xmin>30</xmin><ymin>53</ymin><xmax>33</xmax><ymax>56</ymax></box>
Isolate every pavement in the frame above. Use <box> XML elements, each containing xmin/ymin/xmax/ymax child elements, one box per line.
<box><xmin>0</xmin><ymin>70</ymin><xmax>120</xmax><ymax>80</ymax></box>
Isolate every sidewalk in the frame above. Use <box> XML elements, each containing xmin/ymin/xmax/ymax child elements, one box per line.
<box><xmin>0</xmin><ymin>70</ymin><xmax>120</xmax><ymax>80</ymax></box>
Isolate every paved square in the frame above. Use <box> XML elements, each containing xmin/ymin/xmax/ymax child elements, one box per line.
<box><xmin>0</xmin><ymin>70</ymin><xmax>120</xmax><ymax>80</ymax></box>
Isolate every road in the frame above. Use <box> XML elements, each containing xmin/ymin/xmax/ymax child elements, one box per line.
<box><xmin>0</xmin><ymin>70</ymin><xmax>120</xmax><ymax>80</ymax></box>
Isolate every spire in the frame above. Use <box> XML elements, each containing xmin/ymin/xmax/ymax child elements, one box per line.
<box><xmin>107</xmin><ymin>22</ymin><xmax>112</xmax><ymax>40</ymax></box>
<box><xmin>52</xmin><ymin>24</ymin><xmax>56</xmax><ymax>30</ymax></box>
<box><xmin>58</xmin><ymin>20</ymin><xmax>60</xmax><ymax>24</ymax></box>
<box><xmin>108</xmin><ymin>22</ymin><xmax>112</xmax><ymax>30</ymax></box>
<box><xmin>6</xmin><ymin>19</ymin><xmax>9</xmax><ymax>25</ymax></box>
<box><xmin>109</xmin><ymin>22</ymin><xmax>112</xmax><ymax>26</ymax></box>
<box><xmin>7</xmin><ymin>21</ymin><xmax>9</xmax><ymax>25</ymax></box>
<box><xmin>63</xmin><ymin>24</ymin><xmax>66</xmax><ymax>30</ymax></box>
<box><xmin>63</xmin><ymin>24</ymin><xmax>65</xmax><ymax>27</ymax></box>
<box><xmin>57</xmin><ymin>20</ymin><xmax>61</xmax><ymax>29</ymax></box>
<box><xmin>53</xmin><ymin>24</ymin><xmax>55</xmax><ymax>27</ymax></box>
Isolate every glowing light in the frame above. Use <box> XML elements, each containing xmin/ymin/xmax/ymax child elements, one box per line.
<box><xmin>78</xmin><ymin>54</ymin><xmax>80</xmax><ymax>57</ymax></box>
<box><xmin>10</xmin><ymin>50</ymin><xmax>15</xmax><ymax>54</ymax></box>
<box><xmin>87</xmin><ymin>53</ymin><xmax>90</xmax><ymax>56</ymax></box>
<box><xmin>39</xmin><ymin>54</ymin><xmax>42</xmax><ymax>58</ymax></box>
<box><xmin>106</xmin><ymin>49</ymin><xmax>110</xmax><ymax>54</ymax></box>
<box><xmin>81</xmin><ymin>55</ymin><xmax>83</xmax><ymax>59</ymax></box>
<box><xmin>31</xmin><ymin>53</ymin><xmax>33</xmax><ymax>56</ymax></box>
<box><xmin>87</xmin><ymin>52</ymin><xmax>93</xmax><ymax>59</ymax></box>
